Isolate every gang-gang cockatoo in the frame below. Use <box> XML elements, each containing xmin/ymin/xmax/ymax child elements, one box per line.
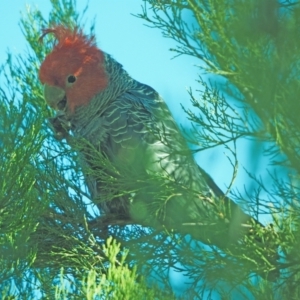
<box><xmin>38</xmin><ymin>25</ymin><xmax>278</xmax><ymax>278</ymax></box>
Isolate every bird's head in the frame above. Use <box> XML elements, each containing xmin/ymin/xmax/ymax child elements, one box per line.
<box><xmin>39</xmin><ymin>25</ymin><xmax>108</xmax><ymax>113</ymax></box>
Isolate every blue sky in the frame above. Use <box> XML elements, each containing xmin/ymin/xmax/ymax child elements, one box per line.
<box><xmin>0</xmin><ymin>1</ymin><xmax>286</xmax><ymax>297</ymax></box>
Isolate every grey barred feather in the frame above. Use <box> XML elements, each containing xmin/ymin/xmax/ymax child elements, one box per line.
<box><xmin>66</xmin><ymin>53</ymin><xmax>244</xmax><ymax>231</ymax></box>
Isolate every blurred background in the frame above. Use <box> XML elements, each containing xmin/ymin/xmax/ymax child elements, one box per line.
<box><xmin>0</xmin><ymin>1</ymin><xmax>287</xmax><ymax>297</ymax></box>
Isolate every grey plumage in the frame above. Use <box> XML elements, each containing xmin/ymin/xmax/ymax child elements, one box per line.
<box><xmin>51</xmin><ymin>53</ymin><xmax>251</xmax><ymax>243</ymax></box>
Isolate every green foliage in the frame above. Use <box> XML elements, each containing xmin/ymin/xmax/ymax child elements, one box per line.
<box><xmin>2</xmin><ymin>0</ymin><xmax>300</xmax><ymax>299</ymax></box>
<box><xmin>53</xmin><ymin>238</ymin><xmax>175</xmax><ymax>300</ymax></box>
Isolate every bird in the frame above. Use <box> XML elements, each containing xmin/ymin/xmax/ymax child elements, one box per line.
<box><xmin>38</xmin><ymin>25</ymin><xmax>278</xmax><ymax>279</ymax></box>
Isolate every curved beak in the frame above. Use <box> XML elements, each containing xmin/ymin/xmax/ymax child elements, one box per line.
<box><xmin>43</xmin><ymin>84</ymin><xmax>66</xmax><ymax>111</ymax></box>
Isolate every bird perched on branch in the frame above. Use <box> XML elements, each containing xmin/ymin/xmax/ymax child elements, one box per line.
<box><xmin>39</xmin><ymin>25</ymin><xmax>278</xmax><ymax>279</ymax></box>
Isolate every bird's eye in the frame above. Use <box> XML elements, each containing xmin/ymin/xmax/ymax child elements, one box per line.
<box><xmin>67</xmin><ymin>75</ymin><xmax>76</xmax><ymax>83</ymax></box>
